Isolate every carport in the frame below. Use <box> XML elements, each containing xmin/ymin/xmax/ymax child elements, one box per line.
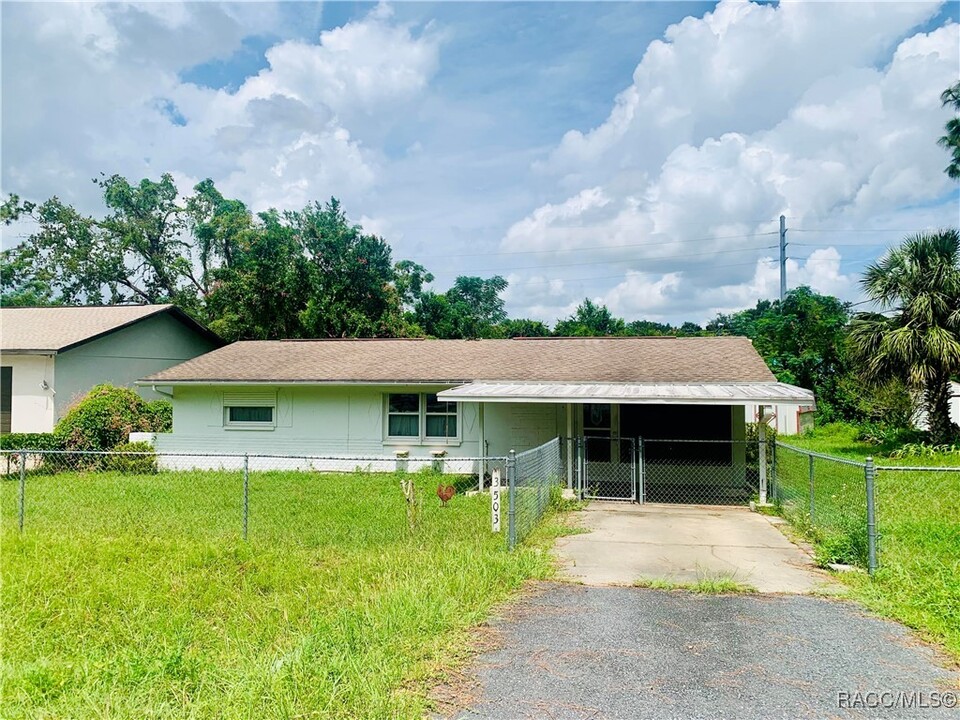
<box><xmin>438</xmin><ymin>381</ymin><xmax>815</xmax><ymax>506</ymax></box>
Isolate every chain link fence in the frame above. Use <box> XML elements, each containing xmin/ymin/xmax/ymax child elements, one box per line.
<box><xmin>0</xmin><ymin>449</ymin><xmax>506</xmax><ymax>543</ymax></box>
<box><xmin>642</xmin><ymin>439</ymin><xmax>767</xmax><ymax>505</ymax></box>
<box><xmin>872</xmin><ymin>463</ymin><xmax>960</xmax><ymax>590</ymax></box>
<box><xmin>507</xmin><ymin>437</ymin><xmax>563</xmax><ymax>549</ymax></box>
<box><xmin>773</xmin><ymin>443</ymin><xmax>871</xmax><ymax>567</ymax></box>
<box><xmin>774</xmin><ymin>442</ymin><xmax>960</xmax><ymax>577</ymax></box>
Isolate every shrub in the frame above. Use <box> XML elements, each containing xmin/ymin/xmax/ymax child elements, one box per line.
<box><xmin>144</xmin><ymin>400</ymin><xmax>173</xmax><ymax>432</ymax></box>
<box><xmin>103</xmin><ymin>441</ymin><xmax>158</xmax><ymax>475</ymax></box>
<box><xmin>0</xmin><ymin>433</ymin><xmax>60</xmax><ymax>451</ymax></box>
<box><xmin>54</xmin><ymin>385</ymin><xmax>153</xmax><ymax>452</ymax></box>
<box><xmin>855</xmin><ymin>422</ymin><xmax>925</xmax><ymax>448</ymax></box>
<box><xmin>890</xmin><ymin>442</ymin><xmax>960</xmax><ymax>459</ymax></box>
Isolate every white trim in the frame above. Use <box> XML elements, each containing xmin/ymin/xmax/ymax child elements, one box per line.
<box><xmin>437</xmin><ymin>381</ymin><xmax>815</xmax><ymax>406</ymax></box>
<box><xmin>222</xmin><ymin>390</ymin><xmax>277</xmax><ymax>430</ymax></box>
<box><xmin>383</xmin><ymin>391</ymin><xmax>462</xmax><ymax>446</ymax></box>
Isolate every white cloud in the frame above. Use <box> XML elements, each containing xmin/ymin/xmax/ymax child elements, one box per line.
<box><xmin>501</xmin><ymin>3</ymin><xmax>959</xmax><ymax>323</ymax></box>
<box><xmin>2</xmin><ymin>2</ymin><xmax>440</xmax><ymax>213</ymax></box>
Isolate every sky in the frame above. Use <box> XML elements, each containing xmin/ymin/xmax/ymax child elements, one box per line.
<box><xmin>2</xmin><ymin>0</ymin><xmax>959</xmax><ymax>325</ymax></box>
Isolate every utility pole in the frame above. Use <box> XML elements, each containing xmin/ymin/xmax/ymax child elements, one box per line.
<box><xmin>779</xmin><ymin>214</ymin><xmax>787</xmax><ymax>302</ymax></box>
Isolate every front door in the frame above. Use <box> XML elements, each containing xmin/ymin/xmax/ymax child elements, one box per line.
<box><xmin>580</xmin><ymin>404</ymin><xmax>635</xmax><ymax>500</ymax></box>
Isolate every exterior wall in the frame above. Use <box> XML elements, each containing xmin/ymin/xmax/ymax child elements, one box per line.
<box><xmin>0</xmin><ymin>354</ymin><xmax>56</xmax><ymax>432</ymax></box>
<box><xmin>155</xmin><ymin>384</ymin><xmax>487</xmax><ymax>471</ymax></box>
<box><xmin>155</xmin><ymin>386</ymin><xmax>572</xmax><ymax>471</ymax></box>
<box><xmin>482</xmin><ymin>402</ymin><xmax>566</xmax><ymax>458</ymax></box>
<box><xmin>914</xmin><ymin>382</ymin><xmax>960</xmax><ymax>431</ymax></box>
<box><xmin>54</xmin><ymin>313</ymin><xmax>220</xmax><ymax>418</ymax></box>
<box><xmin>743</xmin><ymin>403</ymin><xmax>813</xmax><ymax>435</ymax></box>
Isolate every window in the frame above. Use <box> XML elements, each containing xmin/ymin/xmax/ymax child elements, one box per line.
<box><xmin>385</xmin><ymin>392</ymin><xmax>460</xmax><ymax>442</ymax></box>
<box><xmin>0</xmin><ymin>366</ymin><xmax>11</xmax><ymax>434</ymax></box>
<box><xmin>387</xmin><ymin>393</ymin><xmax>420</xmax><ymax>437</ymax></box>
<box><xmin>583</xmin><ymin>403</ymin><xmax>612</xmax><ymax>462</ymax></box>
<box><xmin>228</xmin><ymin>406</ymin><xmax>273</xmax><ymax>424</ymax></box>
<box><xmin>223</xmin><ymin>390</ymin><xmax>276</xmax><ymax>429</ymax></box>
<box><xmin>425</xmin><ymin>394</ymin><xmax>457</xmax><ymax>438</ymax></box>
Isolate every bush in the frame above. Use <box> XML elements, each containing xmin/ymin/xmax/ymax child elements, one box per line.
<box><xmin>103</xmin><ymin>442</ymin><xmax>158</xmax><ymax>474</ymax></box>
<box><xmin>54</xmin><ymin>385</ymin><xmax>153</xmax><ymax>452</ymax></box>
<box><xmin>0</xmin><ymin>433</ymin><xmax>60</xmax><ymax>451</ymax></box>
<box><xmin>890</xmin><ymin>442</ymin><xmax>960</xmax><ymax>459</ymax></box>
<box><xmin>855</xmin><ymin>422</ymin><xmax>926</xmax><ymax>448</ymax></box>
<box><xmin>144</xmin><ymin>400</ymin><xmax>173</xmax><ymax>432</ymax></box>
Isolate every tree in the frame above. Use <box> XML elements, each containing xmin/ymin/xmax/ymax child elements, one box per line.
<box><xmin>413</xmin><ymin>276</ymin><xmax>508</xmax><ymax>338</ymax></box>
<box><xmin>939</xmin><ymin>81</ymin><xmax>960</xmax><ymax>180</ymax></box>
<box><xmin>554</xmin><ymin>298</ymin><xmax>626</xmax><ymax>336</ymax></box>
<box><xmin>848</xmin><ymin>230</ymin><xmax>960</xmax><ymax>443</ymax></box>
<box><xmin>497</xmin><ymin>318</ymin><xmax>551</xmax><ymax>338</ymax></box>
<box><xmin>709</xmin><ymin>287</ymin><xmax>857</xmax><ymax>423</ymax></box>
<box><xmin>2</xmin><ymin>175</ymin><xmax>204</xmax><ymax>310</ymax></box>
<box><xmin>625</xmin><ymin>319</ymin><xmax>674</xmax><ymax>336</ymax></box>
<box><xmin>2</xmin><ymin>176</ymin><xmax>424</xmax><ymax>341</ymax></box>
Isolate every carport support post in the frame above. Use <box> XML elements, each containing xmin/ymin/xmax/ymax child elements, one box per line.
<box><xmin>758</xmin><ymin>421</ymin><xmax>767</xmax><ymax>505</ymax></box>
<box><xmin>242</xmin><ymin>454</ymin><xmax>249</xmax><ymax>541</ymax></box>
<box><xmin>565</xmin><ymin>403</ymin><xmax>573</xmax><ymax>489</ymax></box>
<box><xmin>507</xmin><ymin>450</ymin><xmax>517</xmax><ymax>549</ymax></box>
<box><xmin>865</xmin><ymin>457</ymin><xmax>877</xmax><ymax>575</ymax></box>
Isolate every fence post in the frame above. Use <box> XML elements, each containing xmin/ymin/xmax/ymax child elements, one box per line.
<box><xmin>638</xmin><ymin>438</ymin><xmax>645</xmax><ymax>504</ymax></box>
<box><xmin>865</xmin><ymin>457</ymin><xmax>877</xmax><ymax>574</ymax></box>
<box><xmin>758</xmin><ymin>423</ymin><xmax>767</xmax><ymax>504</ymax></box>
<box><xmin>507</xmin><ymin>449</ymin><xmax>517</xmax><ymax>550</ymax></box>
<box><xmin>18</xmin><ymin>451</ymin><xmax>26</xmax><ymax>533</ymax></box>
<box><xmin>242</xmin><ymin>454</ymin><xmax>249</xmax><ymax>541</ymax></box>
<box><xmin>808</xmin><ymin>452</ymin><xmax>815</xmax><ymax>522</ymax></box>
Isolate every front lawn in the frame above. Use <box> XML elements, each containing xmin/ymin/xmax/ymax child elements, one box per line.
<box><xmin>777</xmin><ymin>425</ymin><xmax>960</xmax><ymax>660</ymax></box>
<box><xmin>1</xmin><ymin>469</ymin><xmax>561</xmax><ymax>718</ymax></box>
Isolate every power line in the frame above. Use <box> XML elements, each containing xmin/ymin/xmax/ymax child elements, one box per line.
<box><xmin>405</xmin><ymin>231</ymin><xmax>779</xmax><ymax>261</ymax></box>
<box><xmin>449</xmin><ymin>245</ymin><xmax>778</xmax><ymax>275</ymax></box>
<box><xmin>514</xmin><ymin>258</ymin><xmax>779</xmax><ymax>286</ymax></box>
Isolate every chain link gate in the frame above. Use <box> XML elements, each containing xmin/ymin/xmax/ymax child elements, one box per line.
<box><xmin>575</xmin><ymin>437</ymin><xmax>761</xmax><ymax>505</ymax></box>
<box><xmin>578</xmin><ymin>436</ymin><xmax>637</xmax><ymax>501</ymax></box>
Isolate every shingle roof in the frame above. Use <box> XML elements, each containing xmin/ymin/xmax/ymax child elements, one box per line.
<box><xmin>142</xmin><ymin>336</ymin><xmax>777</xmax><ymax>384</ymax></box>
<box><xmin>0</xmin><ymin>305</ymin><xmax>221</xmax><ymax>352</ymax></box>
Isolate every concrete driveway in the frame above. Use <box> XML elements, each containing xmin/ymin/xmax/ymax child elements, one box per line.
<box><xmin>556</xmin><ymin>502</ymin><xmax>835</xmax><ymax>593</ymax></box>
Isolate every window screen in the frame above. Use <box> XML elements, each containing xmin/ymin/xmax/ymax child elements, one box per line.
<box><xmin>388</xmin><ymin>393</ymin><xmax>420</xmax><ymax>436</ymax></box>
<box><xmin>228</xmin><ymin>406</ymin><xmax>273</xmax><ymax>423</ymax></box>
<box><xmin>425</xmin><ymin>394</ymin><xmax>457</xmax><ymax>437</ymax></box>
<box><xmin>0</xmin><ymin>366</ymin><xmax>11</xmax><ymax>434</ymax></box>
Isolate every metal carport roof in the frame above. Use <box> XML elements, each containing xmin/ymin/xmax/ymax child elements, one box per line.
<box><xmin>437</xmin><ymin>381</ymin><xmax>815</xmax><ymax>406</ymax></box>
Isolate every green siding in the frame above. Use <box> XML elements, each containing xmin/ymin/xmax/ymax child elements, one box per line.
<box><xmin>54</xmin><ymin>313</ymin><xmax>219</xmax><ymax>417</ymax></box>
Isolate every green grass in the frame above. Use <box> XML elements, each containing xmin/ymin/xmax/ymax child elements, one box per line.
<box><xmin>777</xmin><ymin>426</ymin><xmax>960</xmax><ymax>660</ymax></box>
<box><xmin>633</xmin><ymin>573</ymin><xmax>758</xmax><ymax>595</ymax></box>
<box><xmin>1</xmin><ymin>469</ymin><xmax>564</xmax><ymax>718</ymax></box>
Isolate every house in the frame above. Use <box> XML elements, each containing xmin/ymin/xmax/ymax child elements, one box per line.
<box><xmin>141</xmin><ymin>336</ymin><xmax>814</xmax><ymax>502</ymax></box>
<box><xmin>743</xmin><ymin>402</ymin><xmax>815</xmax><ymax>435</ymax></box>
<box><xmin>913</xmin><ymin>380</ymin><xmax>960</xmax><ymax>433</ymax></box>
<box><xmin>0</xmin><ymin>305</ymin><xmax>223</xmax><ymax>433</ymax></box>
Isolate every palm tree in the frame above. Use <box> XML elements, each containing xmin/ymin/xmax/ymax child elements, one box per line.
<box><xmin>939</xmin><ymin>81</ymin><xmax>960</xmax><ymax>180</ymax></box>
<box><xmin>848</xmin><ymin>230</ymin><xmax>960</xmax><ymax>443</ymax></box>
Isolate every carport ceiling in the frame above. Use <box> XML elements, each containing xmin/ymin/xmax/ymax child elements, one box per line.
<box><xmin>437</xmin><ymin>382</ymin><xmax>814</xmax><ymax>406</ymax></box>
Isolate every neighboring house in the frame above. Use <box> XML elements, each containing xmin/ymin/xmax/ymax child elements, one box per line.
<box><xmin>0</xmin><ymin>305</ymin><xmax>223</xmax><ymax>433</ymax></box>
<box><xmin>913</xmin><ymin>381</ymin><xmax>960</xmax><ymax>434</ymax></box>
<box><xmin>743</xmin><ymin>402</ymin><xmax>815</xmax><ymax>435</ymax></box>
<box><xmin>142</xmin><ymin>337</ymin><xmax>814</xmax><ymax>498</ymax></box>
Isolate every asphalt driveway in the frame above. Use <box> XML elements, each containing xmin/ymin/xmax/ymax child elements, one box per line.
<box><xmin>448</xmin><ymin>584</ymin><xmax>958</xmax><ymax>720</ymax></box>
<box><xmin>556</xmin><ymin>502</ymin><xmax>835</xmax><ymax>592</ymax></box>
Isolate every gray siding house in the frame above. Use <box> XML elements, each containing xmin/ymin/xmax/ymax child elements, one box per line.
<box><xmin>0</xmin><ymin>305</ymin><xmax>223</xmax><ymax>433</ymax></box>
